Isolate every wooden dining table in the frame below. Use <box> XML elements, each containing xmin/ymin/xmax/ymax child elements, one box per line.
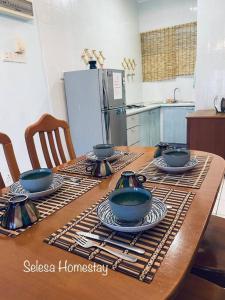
<box><xmin>0</xmin><ymin>146</ymin><xmax>224</xmax><ymax>300</ymax></box>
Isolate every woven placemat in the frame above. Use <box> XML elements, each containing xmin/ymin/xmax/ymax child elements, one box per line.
<box><xmin>0</xmin><ymin>175</ymin><xmax>100</xmax><ymax>238</ymax></box>
<box><xmin>59</xmin><ymin>152</ymin><xmax>143</xmax><ymax>177</ymax></box>
<box><xmin>138</xmin><ymin>155</ymin><xmax>212</xmax><ymax>189</ymax></box>
<box><xmin>45</xmin><ymin>186</ymin><xmax>195</xmax><ymax>283</ymax></box>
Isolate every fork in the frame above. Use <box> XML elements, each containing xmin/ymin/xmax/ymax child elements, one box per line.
<box><xmin>74</xmin><ymin>235</ymin><xmax>137</xmax><ymax>262</ymax></box>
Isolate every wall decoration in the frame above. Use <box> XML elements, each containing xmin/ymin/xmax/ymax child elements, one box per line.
<box><xmin>0</xmin><ymin>0</ymin><xmax>33</xmax><ymax>20</ymax></box>
<box><xmin>81</xmin><ymin>49</ymin><xmax>105</xmax><ymax>68</ymax></box>
<box><xmin>141</xmin><ymin>22</ymin><xmax>197</xmax><ymax>81</ymax></box>
<box><xmin>122</xmin><ymin>57</ymin><xmax>137</xmax><ymax>80</ymax></box>
<box><xmin>1</xmin><ymin>38</ymin><xmax>26</xmax><ymax>63</ymax></box>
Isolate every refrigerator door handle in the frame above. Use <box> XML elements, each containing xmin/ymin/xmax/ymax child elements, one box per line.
<box><xmin>102</xmin><ymin>73</ymin><xmax>109</xmax><ymax>110</ymax></box>
<box><xmin>104</xmin><ymin>111</ymin><xmax>110</xmax><ymax>144</ymax></box>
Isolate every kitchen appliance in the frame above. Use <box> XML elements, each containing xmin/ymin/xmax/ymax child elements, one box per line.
<box><xmin>64</xmin><ymin>69</ymin><xmax>127</xmax><ymax>155</ymax></box>
<box><xmin>214</xmin><ymin>96</ymin><xmax>225</xmax><ymax>113</ymax></box>
<box><xmin>126</xmin><ymin>104</ymin><xmax>145</xmax><ymax>109</ymax></box>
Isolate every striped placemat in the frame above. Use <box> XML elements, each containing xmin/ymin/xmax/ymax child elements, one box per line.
<box><xmin>59</xmin><ymin>151</ymin><xmax>143</xmax><ymax>177</ymax></box>
<box><xmin>0</xmin><ymin>175</ymin><xmax>100</xmax><ymax>238</ymax></box>
<box><xmin>138</xmin><ymin>155</ymin><xmax>212</xmax><ymax>189</ymax></box>
<box><xmin>45</xmin><ymin>186</ymin><xmax>195</xmax><ymax>283</ymax></box>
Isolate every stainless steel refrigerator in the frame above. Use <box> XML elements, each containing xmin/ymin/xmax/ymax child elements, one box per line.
<box><xmin>64</xmin><ymin>69</ymin><xmax>127</xmax><ymax>156</ymax></box>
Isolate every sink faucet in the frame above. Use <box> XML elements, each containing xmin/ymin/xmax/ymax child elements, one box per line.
<box><xmin>173</xmin><ymin>88</ymin><xmax>179</xmax><ymax>102</ymax></box>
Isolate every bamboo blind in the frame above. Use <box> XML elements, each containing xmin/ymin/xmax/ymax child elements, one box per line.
<box><xmin>141</xmin><ymin>22</ymin><xmax>197</xmax><ymax>81</ymax></box>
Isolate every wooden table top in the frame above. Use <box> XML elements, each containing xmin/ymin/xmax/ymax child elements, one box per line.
<box><xmin>186</xmin><ymin>109</ymin><xmax>225</xmax><ymax>118</ymax></box>
<box><xmin>0</xmin><ymin>146</ymin><xmax>224</xmax><ymax>300</ymax></box>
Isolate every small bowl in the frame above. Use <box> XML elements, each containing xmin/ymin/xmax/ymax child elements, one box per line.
<box><xmin>93</xmin><ymin>144</ymin><xmax>114</xmax><ymax>158</ymax></box>
<box><xmin>20</xmin><ymin>168</ymin><xmax>53</xmax><ymax>193</ymax></box>
<box><xmin>163</xmin><ymin>149</ymin><xmax>190</xmax><ymax>167</ymax></box>
<box><xmin>108</xmin><ymin>187</ymin><xmax>152</xmax><ymax>224</ymax></box>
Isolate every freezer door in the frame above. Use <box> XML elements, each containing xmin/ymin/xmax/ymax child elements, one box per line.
<box><xmin>102</xmin><ymin>107</ymin><xmax>127</xmax><ymax>146</ymax></box>
<box><xmin>101</xmin><ymin>69</ymin><xmax>126</xmax><ymax>110</ymax></box>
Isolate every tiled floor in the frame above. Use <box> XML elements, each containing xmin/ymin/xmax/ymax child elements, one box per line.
<box><xmin>213</xmin><ymin>177</ymin><xmax>225</xmax><ymax>218</ymax></box>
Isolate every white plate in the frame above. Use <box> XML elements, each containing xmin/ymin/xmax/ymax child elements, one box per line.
<box><xmin>9</xmin><ymin>174</ymin><xmax>64</xmax><ymax>199</ymax></box>
<box><xmin>97</xmin><ymin>198</ymin><xmax>167</xmax><ymax>233</ymax></box>
<box><xmin>152</xmin><ymin>157</ymin><xmax>198</xmax><ymax>174</ymax></box>
<box><xmin>86</xmin><ymin>150</ymin><xmax>123</xmax><ymax>162</ymax></box>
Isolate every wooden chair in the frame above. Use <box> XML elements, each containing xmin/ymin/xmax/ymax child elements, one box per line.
<box><xmin>0</xmin><ymin>132</ymin><xmax>20</xmax><ymax>188</ymax></box>
<box><xmin>175</xmin><ymin>273</ymin><xmax>225</xmax><ymax>300</ymax></box>
<box><xmin>191</xmin><ymin>215</ymin><xmax>225</xmax><ymax>287</ymax></box>
<box><xmin>25</xmin><ymin>114</ymin><xmax>76</xmax><ymax>169</ymax></box>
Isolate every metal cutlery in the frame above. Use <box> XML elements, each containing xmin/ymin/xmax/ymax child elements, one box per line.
<box><xmin>150</xmin><ymin>175</ymin><xmax>189</xmax><ymax>181</ymax></box>
<box><xmin>74</xmin><ymin>235</ymin><xmax>137</xmax><ymax>262</ymax></box>
<box><xmin>77</xmin><ymin>231</ymin><xmax>145</xmax><ymax>254</ymax></box>
<box><xmin>62</xmin><ymin>175</ymin><xmax>82</xmax><ymax>185</ymax></box>
<box><xmin>166</xmin><ymin>205</ymin><xmax>173</xmax><ymax>209</ymax></box>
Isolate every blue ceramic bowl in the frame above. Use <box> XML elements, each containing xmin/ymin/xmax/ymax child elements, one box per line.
<box><xmin>19</xmin><ymin>168</ymin><xmax>53</xmax><ymax>192</ymax></box>
<box><xmin>163</xmin><ymin>149</ymin><xmax>190</xmax><ymax>167</ymax></box>
<box><xmin>108</xmin><ymin>187</ymin><xmax>152</xmax><ymax>224</ymax></box>
<box><xmin>93</xmin><ymin>144</ymin><xmax>114</xmax><ymax>158</ymax></box>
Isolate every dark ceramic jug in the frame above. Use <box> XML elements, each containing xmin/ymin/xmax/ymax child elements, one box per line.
<box><xmin>115</xmin><ymin>171</ymin><xmax>146</xmax><ymax>189</ymax></box>
<box><xmin>154</xmin><ymin>142</ymin><xmax>170</xmax><ymax>158</ymax></box>
<box><xmin>86</xmin><ymin>159</ymin><xmax>114</xmax><ymax>177</ymax></box>
<box><xmin>0</xmin><ymin>195</ymin><xmax>40</xmax><ymax>230</ymax></box>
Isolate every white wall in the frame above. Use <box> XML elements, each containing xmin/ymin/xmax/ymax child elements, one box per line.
<box><xmin>195</xmin><ymin>0</ymin><xmax>225</xmax><ymax>109</ymax></box>
<box><xmin>0</xmin><ymin>0</ymin><xmax>142</xmax><ymax>182</ymax></box>
<box><xmin>34</xmin><ymin>0</ymin><xmax>143</xmax><ymax>120</ymax></box>
<box><xmin>0</xmin><ymin>14</ymin><xmax>50</xmax><ymax>183</ymax></box>
<box><xmin>138</xmin><ymin>0</ymin><xmax>197</xmax><ymax>103</ymax></box>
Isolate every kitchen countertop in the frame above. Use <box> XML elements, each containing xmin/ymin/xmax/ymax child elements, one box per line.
<box><xmin>126</xmin><ymin>102</ymin><xmax>195</xmax><ymax>116</ymax></box>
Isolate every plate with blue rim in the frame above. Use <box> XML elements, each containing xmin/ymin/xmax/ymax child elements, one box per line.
<box><xmin>153</xmin><ymin>157</ymin><xmax>198</xmax><ymax>174</ymax></box>
<box><xmin>97</xmin><ymin>198</ymin><xmax>167</xmax><ymax>233</ymax></box>
<box><xmin>86</xmin><ymin>150</ymin><xmax>123</xmax><ymax>162</ymax></box>
<box><xmin>9</xmin><ymin>174</ymin><xmax>64</xmax><ymax>200</ymax></box>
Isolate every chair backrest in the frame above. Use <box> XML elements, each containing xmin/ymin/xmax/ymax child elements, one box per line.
<box><xmin>0</xmin><ymin>133</ymin><xmax>20</xmax><ymax>188</ymax></box>
<box><xmin>25</xmin><ymin>114</ymin><xmax>76</xmax><ymax>169</ymax></box>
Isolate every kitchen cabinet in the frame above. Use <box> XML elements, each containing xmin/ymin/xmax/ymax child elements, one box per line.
<box><xmin>187</xmin><ymin>110</ymin><xmax>225</xmax><ymax>159</ymax></box>
<box><xmin>126</xmin><ymin>114</ymin><xmax>140</xmax><ymax>146</ymax></box>
<box><xmin>127</xmin><ymin>105</ymin><xmax>195</xmax><ymax>147</ymax></box>
<box><xmin>149</xmin><ymin>108</ymin><xmax>160</xmax><ymax>146</ymax></box>
<box><xmin>162</xmin><ymin>106</ymin><xmax>195</xmax><ymax>144</ymax></box>
<box><xmin>139</xmin><ymin>108</ymin><xmax>160</xmax><ymax>146</ymax></box>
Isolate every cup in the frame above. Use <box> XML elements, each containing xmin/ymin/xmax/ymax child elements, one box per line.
<box><xmin>108</xmin><ymin>187</ymin><xmax>152</xmax><ymax>224</ymax></box>
<box><xmin>86</xmin><ymin>159</ymin><xmax>114</xmax><ymax>177</ymax></box>
<box><xmin>0</xmin><ymin>195</ymin><xmax>40</xmax><ymax>230</ymax></box>
<box><xmin>115</xmin><ymin>171</ymin><xmax>146</xmax><ymax>189</ymax></box>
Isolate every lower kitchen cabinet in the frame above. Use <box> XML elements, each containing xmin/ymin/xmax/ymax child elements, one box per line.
<box><xmin>126</xmin><ymin>114</ymin><xmax>140</xmax><ymax>146</ymax></box>
<box><xmin>127</xmin><ymin>126</ymin><xmax>140</xmax><ymax>146</ymax></box>
<box><xmin>139</xmin><ymin>111</ymin><xmax>149</xmax><ymax>146</ymax></box>
<box><xmin>139</xmin><ymin>108</ymin><xmax>160</xmax><ymax>146</ymax></box>
<box><xmin>127</xmin><ymin>105</ymin><xmax>195</xmax><ymax>147</ymax></box>
<box><xmin>149</xmin><ymin>108</ymin><xmax>160</xmax><ymax>146</ymax></box>
<box><xmin>162</xmin><ymin>107</ymin><xmax>195</xmax><ymax>144</ymax></box>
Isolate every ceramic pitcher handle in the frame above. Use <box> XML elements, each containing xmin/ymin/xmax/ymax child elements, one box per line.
<box><xmin>136</xmin><ymin>174</ymin><xmax>146</xmax><ymax>183</ymax></box>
